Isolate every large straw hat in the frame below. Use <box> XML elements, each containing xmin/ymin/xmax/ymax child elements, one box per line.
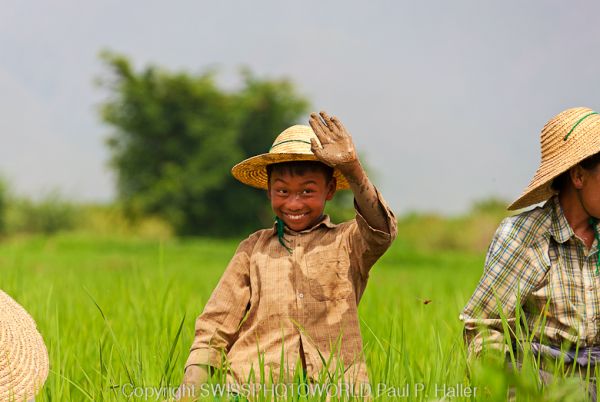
<box><xmin>509</xmin><ymin>107</ymin><xmax>600</xmax><ymax>210</ymax></box>
<box><xmin>0</xmin><ymin>290</ymin><xmax>49</xmax><ymax>401</ymax></box>
<box><xmin>231</xmin><ymin>125</ymin><xmax>350</xmax><ymax>190</ymax></box>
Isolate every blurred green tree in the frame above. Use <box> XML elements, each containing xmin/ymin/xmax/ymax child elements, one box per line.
<box><xmin>6</xmin><ymin>192</ymin><xmax>78</xmax><ymax>235</ymax></box>
<box><xmin>0</xmin><ymin>178</ymin><xmax>7</xmax><ymax>234</ymax></box>
<box><xmin>99</xmin><ymin>52</ymin><xmax>320</xmax><ymax>236</ymax></box>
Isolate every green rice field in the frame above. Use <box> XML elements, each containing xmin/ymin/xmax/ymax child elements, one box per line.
<box><xmin>1</xmin><ymin>232</ymin><xmax>596</xmax><ymax>401</ymax></box>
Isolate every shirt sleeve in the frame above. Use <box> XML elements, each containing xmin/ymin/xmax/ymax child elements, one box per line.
<box><xmin>459</xmin><ymin>217</ymin><xmax>550</xmax><ymax>356</ymax></box>
<box><xmin>347</xmin><ymin>187</ymin><xmax>398</xmax><ymax>280</ymax></box>
<box><xmin>184</xmin><ymin>233</ymin><xmax>257</xmax><ymax>370</ymax></box>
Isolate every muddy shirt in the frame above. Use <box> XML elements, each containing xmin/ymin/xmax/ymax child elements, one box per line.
<box><xmin>185</xmin><ymin>190</ymin><xmax>396</xmax><ymax>385</ymax></box>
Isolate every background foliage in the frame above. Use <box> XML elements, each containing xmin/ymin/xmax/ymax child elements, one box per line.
<box><xmin>99</xmin><ymin>52</ymin><xmax>320</xmax><ymax>236</ymax></box>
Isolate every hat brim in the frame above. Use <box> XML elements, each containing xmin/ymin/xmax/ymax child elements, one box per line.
<box><xmin>0</xmin><ymin>291</ymin><xmax>49</xmax><ymax>401</ymax></box>
<box><xmin>508</xmin><ymin>108</ymin><xmax>600</xmax><ymax>210</ymax></box>
<box><xmin>508</xmin><ymin>134</ymin><xmax>600</xmax><ymax>210</ymax></box>
<box><xmin>507</xmin><ymin>174</ymin><xmax>557</xmax><ymax>211</ymax></box>
<box><xmin>231</xmin><ymin>152</ymin><xmax>350</xmax><ymax>190</ymax></box>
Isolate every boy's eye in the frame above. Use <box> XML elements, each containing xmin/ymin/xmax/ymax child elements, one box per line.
<box><xmin>302</xmin><ymin>189</ymin><xmax>314</xmax><ymax>194</ymax></box>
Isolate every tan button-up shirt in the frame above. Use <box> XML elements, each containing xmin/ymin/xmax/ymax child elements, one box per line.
<box><xmin>185</xmin><ymin>194</ymin><xmax>396</xmax><ymax>385</ymax></box>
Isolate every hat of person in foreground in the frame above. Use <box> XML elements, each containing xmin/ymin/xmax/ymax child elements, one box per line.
<box><xmin>0</xmin><ymin>290</ymin><xmax>49</xmax><ymax>401</ymax></box>
<box><xmin>509</xmin><ymin>107</ymin><xmax>600</xmax><ymax>210</ymax></box>
<box><xmin>231</xmin><ymin>125</ymin><xmax>350</xmax><ymax>190</ymax></box>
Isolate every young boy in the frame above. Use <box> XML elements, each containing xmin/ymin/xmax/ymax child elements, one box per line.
<box><xmin>180</xmin><ymin>111</ymin><xmax>396</xmax><ymax>397</ymax></box>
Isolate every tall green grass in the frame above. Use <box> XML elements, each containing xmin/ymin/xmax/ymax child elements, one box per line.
<box><xmin>1</xmin><ymin>233</ymin><xmax>596</xmax><ymax>401</ymax></box>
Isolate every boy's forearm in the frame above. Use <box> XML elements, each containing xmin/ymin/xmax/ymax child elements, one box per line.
<box><xmin>339</xmin><ymin>159</ymin><xmax>389</xmax><ymax>232</ymax></box>
<box><xmin>307</xmin><ymin>111</ymin><xmax>392</xmax><ymax>232</ymax></box>
<box><xmin>176</xmin><ymin>364</ymin><xmax>211</xmax><ymax>401</ymax></box>
<box><xmin>183</xmin><ymin>364</ymin><xmax>211</xmax><ymax>384</ymax></box>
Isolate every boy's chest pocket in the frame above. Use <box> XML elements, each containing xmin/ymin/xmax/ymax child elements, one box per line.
<box><xmin>305</xmin><ymin>251</ymin><xmax>352</xmax><ymax>301</ymax></box>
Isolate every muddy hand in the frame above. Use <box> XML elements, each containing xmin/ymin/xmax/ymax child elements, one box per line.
<box><xmin>309</xmin><ymin>111</ymin><xmax>358</xmax><ymax>170</ymax></box>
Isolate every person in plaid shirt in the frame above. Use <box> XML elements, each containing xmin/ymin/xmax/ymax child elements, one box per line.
<box><xmin>461</xmin><ymin>107</ymin><xmax>600</xmax><ymax>390</ymax></box>
<box><xmin>178</xmin><ymin>111</ymin><xmax>396</xmax><ymax>399</ymax></box>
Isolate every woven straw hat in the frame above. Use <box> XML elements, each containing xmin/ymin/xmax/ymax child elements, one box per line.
<box><xmin>231</xmin><ymin>125</ymin><xmax>350</xmax><ymax>190</ymax></box>
<box><xmin>0</xmin><ymin>290</ymin><xmax>49</xmax><ymax>401</ymax></box>
<box><xmin>509</xmin><ymin>107</ymin><xmax>600</xmax><ymax>210</ymax></box>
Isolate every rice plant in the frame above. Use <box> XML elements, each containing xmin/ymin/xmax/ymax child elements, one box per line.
<box><xmin>2</xmin><ymin>233</ymin><xmax>595</xmax><ymax>401</ymax></box>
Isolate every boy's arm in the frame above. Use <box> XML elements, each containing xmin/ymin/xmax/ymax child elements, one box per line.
<box><xmin>309</xmin><ymin>111</ymin><xmax>390</xmax><ymax>233</ymax></box>
<box><xmin>176</xmin><ymin>365</ymin><xmax>210</xmax><ymax>401</ymax></box>
<box><xmin>179</xmin><ymin>234</ymin><xmax>256</xmax><ymax>395</ymax></box>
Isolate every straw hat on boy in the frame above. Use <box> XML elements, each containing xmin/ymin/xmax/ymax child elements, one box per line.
<box><xmin>509</xmin><ymin>107</ymin><xmax>600</xmax><ymax>210</ymax></box>
<box><xmin>0</xmin><ymin>290</ymin><xmax>49</xmax><ymax>401</ymax></box>
<box><xmin>231</xmin><ymin>125</ymin><xmax>350</xmax><ymax>190</ymax></box>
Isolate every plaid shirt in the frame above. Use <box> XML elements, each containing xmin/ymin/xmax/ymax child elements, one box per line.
<box><xmin>461</xmin><ymin>196</ymin><xmax>600</xmax><ymax>355</ymax></box>
<box><xmin>185</xmin><ymin>192</ymin><xmax>396</xmax><ymax>384</ymax></box>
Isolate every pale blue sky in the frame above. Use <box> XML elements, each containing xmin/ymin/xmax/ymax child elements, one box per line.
<box><xmin>1</xmin><ymin>1</ymin><xmax>600</xmax><ymax>214</ymax></box>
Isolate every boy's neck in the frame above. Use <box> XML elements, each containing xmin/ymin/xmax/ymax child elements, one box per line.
<box><xmin>277</xmin><ymin>214</ymin><xmax>327</xmax><ymax>233</ymax></box>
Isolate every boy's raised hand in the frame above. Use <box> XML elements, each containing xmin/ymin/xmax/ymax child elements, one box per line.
<box><xmin>309</xmin><ymin>110</ymin><xmax>390</xmax><ymax>233</ymax></box>
<box><xmin>309</xmin><ymin>111</ymin><xmax>358</xmax><ymax>171</ymax></box>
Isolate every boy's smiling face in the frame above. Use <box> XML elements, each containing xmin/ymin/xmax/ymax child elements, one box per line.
<box><xmin>267</xmin><ymin>168</ymin><xmax>336</xmax><ymax>232</ymax></box>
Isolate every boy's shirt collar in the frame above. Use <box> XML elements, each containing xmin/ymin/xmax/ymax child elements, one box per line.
<box><xmin>271</xmin><ymin>214</ymin><xmax>337</xmax><ymax>236</ymax></box>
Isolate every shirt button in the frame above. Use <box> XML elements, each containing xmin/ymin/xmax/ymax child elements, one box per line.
<box><xmin>298</xmin><ymin>293</ymin><xmax>304</xmax><ymax>299</ymax></box>
<box><xmin>589</xmin><ymin>286</ymin><xmax>594</xmax><ymax>291</ymax></box>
